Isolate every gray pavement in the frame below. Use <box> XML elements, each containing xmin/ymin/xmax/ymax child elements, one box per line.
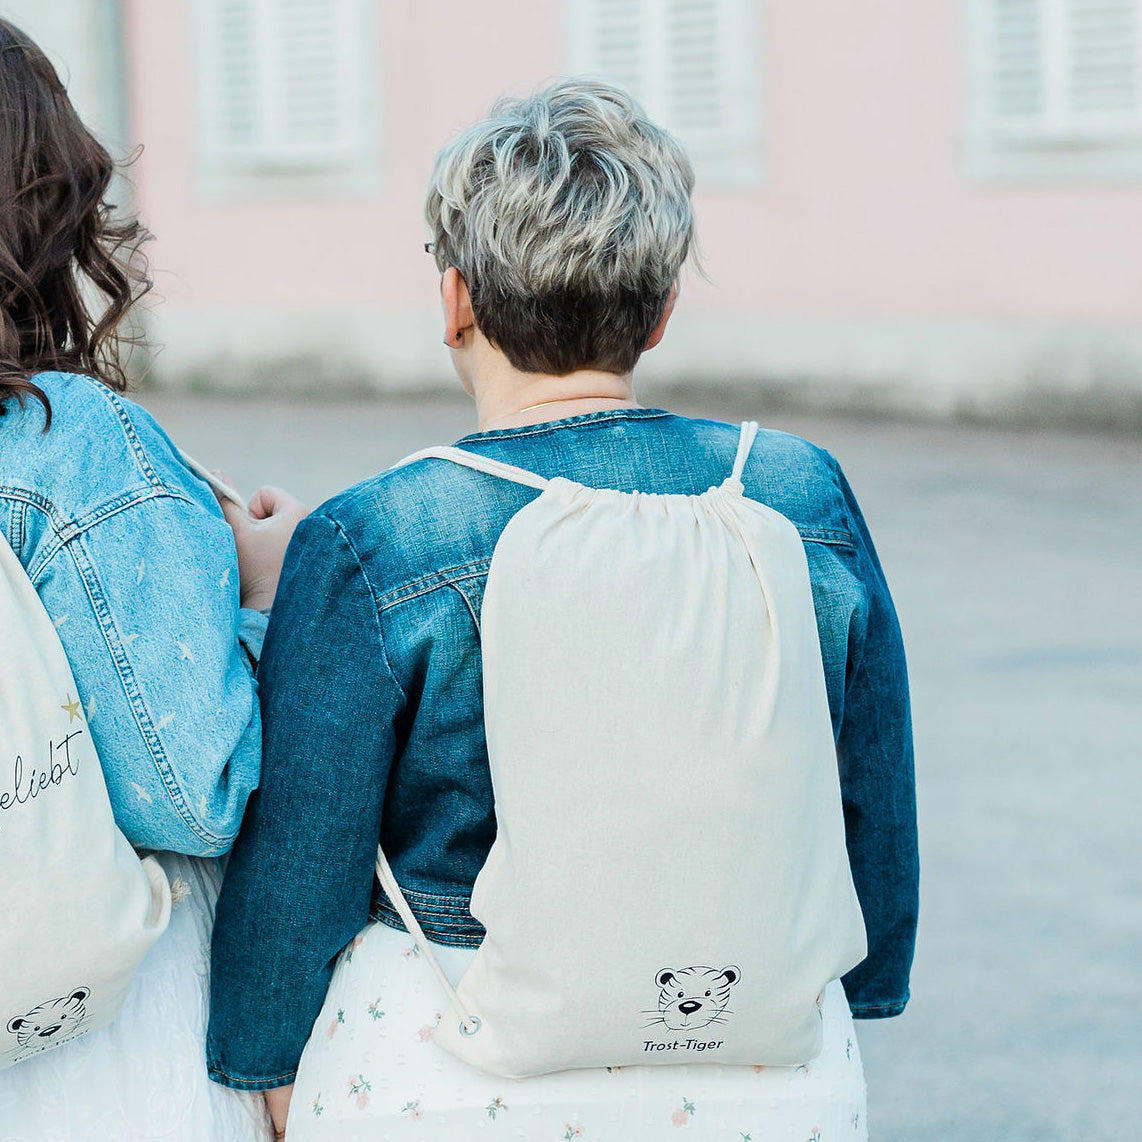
<box><xmin>142</xmin><ymin>391</ymin><xmax>1142</xmax><ymax>1142</ymax></box>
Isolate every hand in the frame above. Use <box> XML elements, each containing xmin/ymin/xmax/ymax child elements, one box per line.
<box><xmin>264</xmin><ymin>1083</ymin><xmax>294</xmax><ymax>1139</ymax></box>
<box><xmin>215</xmin><ymin>475</ymin><xmax>308</xmax><ymax>613</ymax></box>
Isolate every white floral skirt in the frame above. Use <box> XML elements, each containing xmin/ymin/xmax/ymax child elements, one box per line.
<box><xmin>288</xmin><ymin>921</ymin><xmax>868</xmax><ymax>1142</ymax></box>
<box><xmin>0</xmin><ymin>853</ymin><xmax>272</xmax><ymax>1142</ymax></box>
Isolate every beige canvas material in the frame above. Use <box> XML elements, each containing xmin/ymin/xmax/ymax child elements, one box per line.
<box><xmin>376</xmin><ymin>422</ymin><xmax>867</xmax><ymax>1078</ymax></box>
<box><xmin>0</xmin><ymin>533</ymin><xmax>170</xmax><ymax>1071</ymax></box>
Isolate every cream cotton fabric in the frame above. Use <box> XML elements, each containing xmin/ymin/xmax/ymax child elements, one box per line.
<box><xmin>0</xmin><ymin>531</ymin><xmax>170</xmax><ymax>1071</ymax></box>
<box><xmin>377</xmin><ymin>422</ymin><xmax>867</xmax><ymax>1078</ymax></box>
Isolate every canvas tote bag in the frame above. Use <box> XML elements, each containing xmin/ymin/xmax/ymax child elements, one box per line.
<box><xmin>0</xmin><ymin>531</ymin><xmax>171</xmax><ymax>1070</ymax></box>
<box><xmin>376</xmin><ymin>421</ymin><xmax>867</xmax><ymax>1078</ymax></box>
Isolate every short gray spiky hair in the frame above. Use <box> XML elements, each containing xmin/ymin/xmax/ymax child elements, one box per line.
<box><xmin>425</xmin><ymin>78</ymin><xmax>695</xmax><ymax>376</ymax></box>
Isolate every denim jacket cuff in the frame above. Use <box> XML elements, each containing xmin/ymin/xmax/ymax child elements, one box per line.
<box><xmin>237</xmin><ymin>607</ymin><xmax>269</xmax><ymax>668</ymax></box>
<box><xmin>207</xmin><ymin>1061</ymin><xmax>297</xmax><ymax>1092</ymax></box>
<box><xmin>848</xmin><ymin>995</ymin><xmax>910</xmax><ymax>1019</ymax></box>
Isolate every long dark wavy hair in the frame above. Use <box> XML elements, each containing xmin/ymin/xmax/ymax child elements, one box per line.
<box><xmin>0</xmin><ymin>18</ymin><xmax>150</xmax><ymax>429</ymax></box>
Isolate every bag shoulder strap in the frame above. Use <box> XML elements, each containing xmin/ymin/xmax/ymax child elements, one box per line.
<box><xmin>727</xmin><ymin>421</ymin><xmax>760</xmax><ymax>488</ymax></box>
<box><xmin>393</xmin><ymin>421</ymin><xmax>759</xmax><ymax>492</ymax></box>
<box><xmin>391</xmin><ymin>446</ymin><xmax>549</xmax><ymax>490</ymax></box>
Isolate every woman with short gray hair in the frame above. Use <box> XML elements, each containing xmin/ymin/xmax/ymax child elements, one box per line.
<box><xmin>209</xmin><ymin>79</ymin><xmax>917</xmax><ymax>1141</ymax></box>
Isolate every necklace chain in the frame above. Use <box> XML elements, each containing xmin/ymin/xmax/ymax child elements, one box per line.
<box><xmin>482</xmin><ymin>395</ymin><xmax>637</xmax><ymax>431</ymax></box>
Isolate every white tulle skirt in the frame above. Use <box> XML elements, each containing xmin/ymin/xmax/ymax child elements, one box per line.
<box><xmin>0</xmin><ymin>853</ymin><xmax>272</xmax><ymax>1142</ymax></box>
<box><xmin>288</xmin><ymin>920</ymin><xmax>869</xmax><ymax>1142</ymax></box>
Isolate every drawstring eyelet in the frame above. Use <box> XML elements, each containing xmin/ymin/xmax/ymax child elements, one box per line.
<box><xmin>460</xmin><ymin>1015</ymin><xmax>482</xmax><ymax>1037</ymax></box>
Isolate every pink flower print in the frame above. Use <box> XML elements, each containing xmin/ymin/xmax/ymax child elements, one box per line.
<box><xmin>807</xmin><ymin>1129</ymin><xmax>822</xmax><ymax>1142</ymax></box>
<box><xmin>417</xmin><ymin>1012</ymin><xmax>442</xmax><ymax>1042</ymax></box>
<box><xmin>562</xmin><ymin>1126</ymin><xmax>583</xmax><ymax>1140</ymax></box>
<box><xmin>845</xmin><ymin>1037</ymin><xmax>853</xmax><ymax>1060</ymax></box>
<box><xmin>403</xmin><ymin>944</ymin><xmax>420</xmax><ymax>959</ymax></box>
<box><xmin>485</xmin><ymin>1096</ymin><xmax>508</xmax><ymax>1120</ymax></box>
<box><xmin>347</xmin><ymin>1074</ymin><xmax>372</xmax><ymax>1110</ymax></box>
<box><xmin>852</xmin><ymin>1112</ymin><xmax>861</xmax><ymax>1131</ymax></box>
<box><xmin>311</xmin><ymin>1095</ymin><xmax>324</xmax><ymax>1118</ymax></box>
<box><xmin>751</xmin><ymin>1064</ymin><xmax>766</xmax><ymax>1074</ymax></box>
<box><xmin>672</xmin><ymin>1098</ymin><xmax>696</xmax><ymax>1127</ymax></box>
<box><xmin>327</xmin><ymin>1008</ymin><xmax>346</xmax><ymax>1039</ymax></box>
<box><xmin>796</xmin><ymin>1063</ymin><xmax>811</xmax><ymax>1076</ymax></box>
<box><xmin>345</xmin><ymin>935</ymin><xmax>366</xmax><ymax>963</ymax></box>
<box><xmin>367</xmin><ymin>998</ymin><xmax>385</xmax><ymax>1021</ymax></box>
<box><xmin>401</xmin><ymin>1099</ymin><xmax>422</xmax><ymax>1119</ymax></box>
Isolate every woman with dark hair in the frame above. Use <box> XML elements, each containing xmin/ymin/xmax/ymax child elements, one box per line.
<box><xmin>0</xmin><ymin>18</ymin><xmax>302</xmax><ymax>1140</ymax></box>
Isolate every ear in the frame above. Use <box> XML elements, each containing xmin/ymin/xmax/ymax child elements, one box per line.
<box><xmin>656</xmin><ymin>969</ymin><xmax>676</xmax><ymax>988</ymax></box>
<box><xmin>69</xmin><ymin>987</ymin><xmax>90</xmax><ymax>1004</ymax></box>
<box><xmin>643</xmin><ymin>285</ymin><xmax>678</xmax><ymax>352</ymax></box>
<box><xmin>442</xmin><ymin>267</ymin><xmax>476</xmax><ymax>349</ymax></box>
<box><xmin>7</xmin><ymin>1017</ymin><xmax>26</xmax><ymax>1033</ymax></box>
<box><xmin>718</xmin><ymin>966</ymin><xmax>741</xmax><ymax>987</ymax></box>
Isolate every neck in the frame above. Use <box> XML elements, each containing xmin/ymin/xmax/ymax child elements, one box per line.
<box><xmin>474</xmin><ymin>365</ymin><xmax>639</xmax><ymax>432</ymax></box>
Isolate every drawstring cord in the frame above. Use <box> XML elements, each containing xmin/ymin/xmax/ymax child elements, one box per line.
<box><xmin>374</xmin><ymin>848</ymin><xmax>482</xmax><ymax>1036</ymax></box>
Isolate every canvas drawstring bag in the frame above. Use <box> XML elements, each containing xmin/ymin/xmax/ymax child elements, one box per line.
<box><xmin>375</xmin><ymin>421</ymin><xmax>867</xmax><ymax>1079</ymax></box>
<box><xmin>0</xmin><ymin>532</ymin><xmax>171</xmax><ymax>1070</ymax></box>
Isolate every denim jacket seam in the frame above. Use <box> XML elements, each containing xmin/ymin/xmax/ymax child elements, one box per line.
<box><xmin>321</xmin><ymin>514</ymin><xmax>409</xmax><ymax>707</ymax></box>
<box><xmin>455</xmin><ymin>407</ymin><xmax>671</xmax><ymax>444</ymax></box>
<box><xmin>62</xmin><ymin>531</ymin><xmax>231</xmax><ymax>850</ymax></box>
<box><xmin>207</xmin><ymin>1063</ymin><xmax>298</xmax><ymax>1089</ymax></box>
<box><xmin>375</xmin><ymin>559</ymin><xmax>492</xmax><ymax>612</ymax></box>
<box><xmin>6</xmin><ymin>498</ymin><xmax>26</xmax><ymax>560</ymax></box>
<box><xmin>795</xmin><ymin>525</ymin><xmax>857</xmax><ymax>549</ymax></box>
<box><xmin>377</xmin><ymin>908</ymin><xmax>477</xmax><ymax>933</ymax></box>
<box><xmin>2</xmin><ymin>487</ymin><xmax>196</xmax><ymax>579</ymax></box>
<box><xmin>390</xmin><ymin>884</ymin><xmax>473</xmax><ymax>910</ymax></box>
<box><xmin>849</xmin><ymin>997</ymin><xmax>908</xmax><ymax>1016</ymax></box>
<box><xmin>99</xmin><ymin>383</ymin><xmax>165</xmax><ymax>488</ymax></box>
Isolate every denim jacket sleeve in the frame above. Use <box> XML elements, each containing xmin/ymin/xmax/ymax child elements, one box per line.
<box><xmin>28</xmin><ymin>488</ymin><xmax>266</xmax><ymax>856</ymax></box>
<box><xmin>828</xmin><ymin>457</ymin><xmax>919</xmax><ymax>1018</ymax></box>
<box><xmin>207</xmin><ymin>512</ymin><xmax>404</xmax><ymax>1090</ymax></box>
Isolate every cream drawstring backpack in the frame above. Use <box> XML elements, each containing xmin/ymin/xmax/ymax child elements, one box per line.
<box><xmin>0</xmin><ymin>532</ymin><xmax>170</xmax><ymax>1070</ymax></box>
<box><xmin>376</xmin><ymin>421</ymin><xmax>867</xmax><ymax>1079</ymax></box>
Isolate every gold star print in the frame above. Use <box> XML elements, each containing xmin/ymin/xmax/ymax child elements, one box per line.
<box><xmin>60</xmin><ymin>694</ymin><xmax>82</xmax><ymax>723</ymax></box>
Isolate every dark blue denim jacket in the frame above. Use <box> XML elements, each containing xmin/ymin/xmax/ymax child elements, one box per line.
<box><xmin>207</xmin><ymin>409</ymin><xmax>918</xmax><ymax>1090</ymax></box>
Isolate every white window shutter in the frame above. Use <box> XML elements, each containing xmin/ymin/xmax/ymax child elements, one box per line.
<box><xmin>568</xmin><ymin>0</ymin><xmax>761</xmax><ymax>184</ymax></box>
<box><xmin>199</xmin><ymin>0</ymin><xmax>372</xmax><ymax>172</ymax></box>
<box><xmin>1064</xmin><ymin>0</ymin><xmax>1139</xmax><ymax>117</ymax></box>
<box><xmin>986</xmin><ymin>0</ymin><xmax>1142</xmax><ymax>140</ymax></box>
<box><xmin>991</xmin><ymin>0</ymin><xmax>1044</xmax><ymax>122</ymax></box>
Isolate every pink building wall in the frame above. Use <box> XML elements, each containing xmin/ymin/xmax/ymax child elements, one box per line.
<box><xmin>121</xmin><ymin>0</ymin><xmax>1142</xmax><ymax>422</ymax></box>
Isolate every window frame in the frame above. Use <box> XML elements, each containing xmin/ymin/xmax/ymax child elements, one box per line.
<box><xmin>192</xmin><ymin>0</ymin><xmax>380</xmax><ymax>199</ymax></box>
<box><xmin>564</xmin><ymin>0</ymin><xmax>764</xmax><ymax>188</ymax></box>
<box><xmin>963</xmin><ymin>0</ymin><xmax>1142</xmax><ymax>182</ymax></box>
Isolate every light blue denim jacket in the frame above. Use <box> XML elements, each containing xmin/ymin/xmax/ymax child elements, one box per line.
<box><xmin>0</xmin><ymin>372</ymin><xmax>265</xmax><ymax>856</ymax></box>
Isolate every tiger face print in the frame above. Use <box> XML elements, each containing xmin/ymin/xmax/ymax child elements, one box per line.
<box><xmin>6</xmin><ymin>987</ymin><xmax>91</xmax><ymax>1052</ymax></box>
<box><xmin>650</xmin><ymin>966</ymin><xmax>740</xmax><ymax>1032</ymax></box>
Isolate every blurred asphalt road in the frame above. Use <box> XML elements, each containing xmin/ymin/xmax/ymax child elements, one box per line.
<box><xmin>142</xmin><ymin>390</ymin><xmax>1142</xmax><ymax>1142</ymax></box>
